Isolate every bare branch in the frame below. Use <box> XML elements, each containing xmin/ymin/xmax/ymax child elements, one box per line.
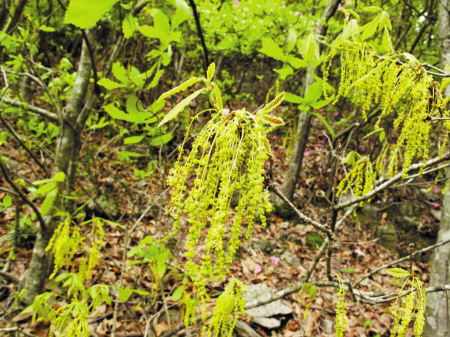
<box><xmin>1</xmin><ymin>97</ymin><xmax>59</xmax><ymax>122</ymax></box>
<box><xmin>335</xmin><ymin>152</ymin><xmax>450</xmax><ymax>210</ymax></box>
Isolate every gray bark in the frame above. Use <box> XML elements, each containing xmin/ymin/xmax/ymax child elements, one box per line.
<box><xmin>276</xmin><ymin>0</ymin><xmax>339</xmax><ymax>203</ymax></box>
<box><xmin>424</xmin><ymin>0</ymin><xmax>450</xmax><ymax>335</ymax></box>
<box><xmin>23</xmin><ymin>31</ymin><xmax>95</xmax><ymax>305</ymax></box>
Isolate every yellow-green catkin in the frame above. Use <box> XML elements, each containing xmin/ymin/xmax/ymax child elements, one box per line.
<box><xmin>46</xmin><ymin>217</ymin><xmax>83</xmax><ymax>279</ymax></box>
<box><xmin>336</xmin><ymin>274</ymin><xmax>347</xmax><ymax>337</ymax></box>
<box><xmin>208</xmin><ymin>279</ymin><xmax>246</xmax><ymax>337</ymax></box>
<box><xmin>390</xmin><ymin>277</ymin><xmax>426</xmax><ymax>337</ymax></box>
<box><xmin>323</xmin><ymin>35</ymin><xmax>450</xmax><ymax>181</ymax></box>
<box><xmin>165</xmin><ymin>108</ymin><xmax>276</xmax><ymax>316</ymax></box>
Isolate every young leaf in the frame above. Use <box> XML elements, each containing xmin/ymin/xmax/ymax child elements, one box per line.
<box><xmin>150</xmin><ymin>133</ymin><xmax>173</xmax><ymax>146</ymax></box>
<box><xmin>112</xmin><ymin>62</ymin><xmax>129</xmax><ymax>85</ymax></box>
<box><xmin>158</xmin><ymin>77</ymin><xmax>201</xmax><ymax>102</ymax></box>
<box><xmin>263</xmin><ymin>137</ymin><xmax>273</xmax><ymax>157</ymax></box>
<box><xmin>147</xmin><ymin>69</ymin><xmax>165</xmax><ymax>89</ymax></box>
<box><xmin>172</xmin><ymin>285</ymin><xmax>185</xmax><ymax>301</ymax></box>
<box><xmin>284</xmin><ymin>92</ymin><xmax>304</xmax><ymax>104</ymax></box>
<box><xmin>207</xmin><ymin>63</ymin><xmax>216</xmax><ymax>81</ymax></box>
<box><xmin>159</xmin><ymin>89</ymin><xmax>203</xmax><ymax>126</ymax></box>
<box><xmin>274</xmin><ymin>66</ymin><xmax>293</xmax><ymax>80</ymax></box>
<box><xmin>260</xmin><ymin>37</ymin><xmax>286</xmax><ymax>62</ymax></box>
<box><xmin>118</xmin><ymin>287</ymin><xmax>133</xmax><ymax>302</ymax></box>
<box><xmin>41</xmin><ymin>189</ymin><xmax>58</xmax><ymax>216</ymax></box>
<box><xmin>386</xmin><ymin>268</ymin><xmax>410</xmax><ymax>278</ymax></box>
<box><xmin>361</xmin><ymin>13</ymin><xmax>381</xmax><ymax>40</ymax></box>
<box><xmin>363</xmin><ymin>6</ymin><xmax>382</xmax><ymax>12</ymax></box>
<box><xmin>98</xmin><ymin>78</ymin><xmax>123</xmax><ymax>90</ymax></box>
<box><xmin>64</xmin><ymin>0</ymin><xmax>119</xmax><ymax>29</ymax></box>
<box><xmin>258</xmin><ymin>92</ymin><xmax>285</xmax><ymax>115</ymax></box>
<box><xmin>124</xmin><ymin>135</ymin><xmax>145</xmax><ymax>144</ymax></box>
<box><xmin>37</xmin><ymin>182</ymin><xmax>57</xmax><ymax>195</ymax></box>
<box><xmin>53</xmin><ymin>172</ymin><xmax>66</xmax><ymax>182</ymax></box>
<box><xmin>212</xmin><ymin>82</ymin><xmax>223</xmax><ymax>110</ymax></box>
<box><xmin>156</xmin><ymin>251</ymin><xmax>170</xmax><ymax>277</ymax></box>
<box><xmin>122</xmin><ymin>14</ymin><xmax>138</xmax><ymax>39</ymax></box>
<box><xmin>259</xmin><ymin>115</ymin><xmax>284</xmax><ymax>126</ymax></box>
<box><xmin>362</xmin><ymin>128</ymin><xmax>383</xmax><ymax>139</ymax></box>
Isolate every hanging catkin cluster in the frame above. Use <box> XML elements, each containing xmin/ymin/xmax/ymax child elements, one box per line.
<box><xmin>389</xmin><ymin>275</ymin><xmax>426</xmax><ymax>337</ymax></box>
<box><xmin>323</xmin><ymin>24</ymin><xmax>450</xmax><ymax>177</ymax></box>
<box><xmin>159</xmin><ymin>64</ymin><xmax>283</xmax><ymax>319</ymax></box>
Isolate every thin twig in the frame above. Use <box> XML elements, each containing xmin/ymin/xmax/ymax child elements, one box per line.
<box><xmin>354</xmin><ymin>236</ymin><xmax>450</xmax><ymax>287</ymax></box>
<box><xmin>0</xmin><ymin>157</ymin><xmax>47</xmax><ymax>230</ymax></box>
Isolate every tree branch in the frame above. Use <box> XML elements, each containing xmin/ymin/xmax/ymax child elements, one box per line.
<box><xmin>188</xmin><ymin>0</ymin><xmax>210</xmax><ymax>76</ymax></box>
<box><xmin>334</xmin><ymin>152</ymin><xmax>450</xmax><ymax>210</ymax></box>
<box><xmin>1</xmin><ymin>97</ymin><xmax>59</xmax><ymax>122</ymax></box>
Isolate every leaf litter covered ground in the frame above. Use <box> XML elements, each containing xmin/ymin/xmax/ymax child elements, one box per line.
<box><xmin>0</xmin><ymin>103</ymin><xmax>438</xmax><ymax>337</ymax></box>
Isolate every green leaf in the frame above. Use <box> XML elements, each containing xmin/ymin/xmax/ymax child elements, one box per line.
<box><xmin>403</xmin><ymin>52</ymin><xmax>419</xmax><ymax>64</ymax></box>
<box><xmin>382</xmin><ymin>26</ymin><xmax>393</xmax><ymax>53</ymax></box>
<box><xmin>362</xmin><ymin>128</ymin><xmax>383</xmax><ymax>139</ymax></box>
<box><xmin>98</xmin><ymin>78</ymin><xmax>123</xmax><ymax>90</ymax></box>
<box><xmin>386</xmin><ymin>268</ymin><xmax>410</xmax><ymax>278</ymax></box>
<box><xmin>138</xmin><ymin>12</ymin><xmax>170</xmax><ymax>41</ymax></box>
<box><xmin>274</xmin><ymin>66</ymin><xmax>293</xmax><ymax>80</ymax></box>
<box><xmin>304</xmin><ymin>82</ymin><xmax>323</xmax><ymax>104</ymax></box>
<box><xmin>158</xmin><ymin>77</ymin><xmax>201</xmax><ymax>101</ymax></box>
<box><xmin>207</xmin><ymin>63</ymin><xmax>215</xmax><ymax>81</ymax></box>
<box><xmin>156</xmin><ymin>251</ymin><xmax>170</xmax><ymax>277</ymax></box>
<box><xmin>212</xmin><ymin>82</ymin><xmax>223</xmax><ymax>110</ymax></box>
<box><xmin>37</xmin><ymin>182</ymin><xmax>57</xmax><ymax>195</ymax></box>
<box><xmin>303</xmin><ymin>34</ymin><xmax>317</xmax><ymax>61</ymax></box>
<box><xmin>309</xmin><ymin>285</ymin><xmax>318</xmax><ymax>299</ymax></box>
<box><xmin>118</xmin><ymin>151</ymin><xmax>146</xmax><ymax>158</ymax></box>
<box><xmin>2</xmin><ymin>195</ymin><xmax>12</xmax><ymax>208</ymax></box>
<box><xmin>118</xmin><ymin>287</ymin><xmax>133</xmax><ymax>302</ymax></box>
<box><xmin>64</xmin><ymin>0</ymin><xmax>119</xmax><ymax>29</ymax></box>
<box><xmin>259</xmin><ymin>92</ymin><xmax>285</xmax><ymax>115</ymax></box>
<box><xmin>124</xmin><ymin>135</ymin><xmax>145</xmax><ymax>144</ymax></box>
<box><xmin>287</xmin><ymin>56</ymin><xmax>308</xmax><ymax>69</ymax></box>
<box><xmin>363</xmin><ymin>6</ymin><xmax>382</xmax><ymax>12</ymax></box>
<box><xmin>361</xmin><ymin>13</ymin><xmax>381</xmax><ymax>40</ymax></box>
<box><xmin>287</xmin><ymin>28</ymin><xmax>297</xmax><ymax>53</ymax></box>
<box><xmin>53</xmin><ymin>172</ymin><xmax>66</xmax><ymax>182</ymax></box>
<box><xmin>150</xmin><ymin>133</ymin><xmax>173</xmax><ymax>146</ymax></box>
<box><xmin>307</xmin><ymin>111</ymin><xmax>335</xmax><ymax>140</ymax></box>
<box><xmin>112</xmin><ymin>62</ymin><xmax>129</xmax><ymax>85</ymax></box>
<box><xmin>260</xmin><ymin>37</ymin><xmax>285</xmax><ymax>62</ymax></box>
<box><xmin>41</xmin><ymin>189</ymin><xmax>58</xmax><ymax>216</ymax></box>
<box><xmin>343</xmin><ymin>267</ymin><xmax>355</xmax><ymax>274</ymax></box>
<box><xmin>284</xmin><ymin>92</ymin><xmax>304</xmax><ymax>104</ymax></box>
<box><xmin>159</xmin><ymin>88</ymin><xmax>203</xmax><ymax>126</ymax></box>
<box><xmin>39</xmin><ymin>25</ymin><xmax>55</xmax><ymax>32</ymax></box>
<box><xmin>342</xmin><ymin>151</ymin><xmax>358</xmax><ymax>165</ymax></box>
<box><xmin>122</xmin><ymin>14</ymin><xmax>138</xmax><ymax>39</ymax></box>
<box><xmin>147</xmin><ymin>69</ymin><xmax>165</xmax><ymax>89</ymax></box>
<box><xmin>172</xmin><ymin>0</ymin><xmax>191</xmax><ymax>29</ymax></box>
<box><xmin>105</xmin><ymin>104</ymin><xmax>129</xmax><ymax>120</ymax></box>
<box><xmin>172</xmin><ymin>285</ymin><xmax>185</xmax><ymax>301</ymax></box>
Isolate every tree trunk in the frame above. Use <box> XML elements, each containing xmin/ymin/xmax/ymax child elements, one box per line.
<box><xmin>23</xmin><ymin>31</ymin><xmax>95</xmax><ymax>305</ymax></box>
<box><xmin>424</xmin><ymin>0</ymin><xmax>450</xmax><ymax>335</ymax></box>
<box><xmin>276</xmin><ymin>0</ymin><xmax>339</xmax><ymax>203</ymax></box>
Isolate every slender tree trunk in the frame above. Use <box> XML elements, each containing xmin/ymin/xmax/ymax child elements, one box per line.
<box><xmin>424</xmin><ymin>0</ymin><xmax>450</xmax><ymax>334</ymax></box>
<box><xmin>23</xmin><ymin>31</ymin><xmax>95</xmax><ymax>305</ymax></box>
<box><xmin>276</xmin><ymin>0</ymin><xmax>339</xmax><ymax>203</ymax></box>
